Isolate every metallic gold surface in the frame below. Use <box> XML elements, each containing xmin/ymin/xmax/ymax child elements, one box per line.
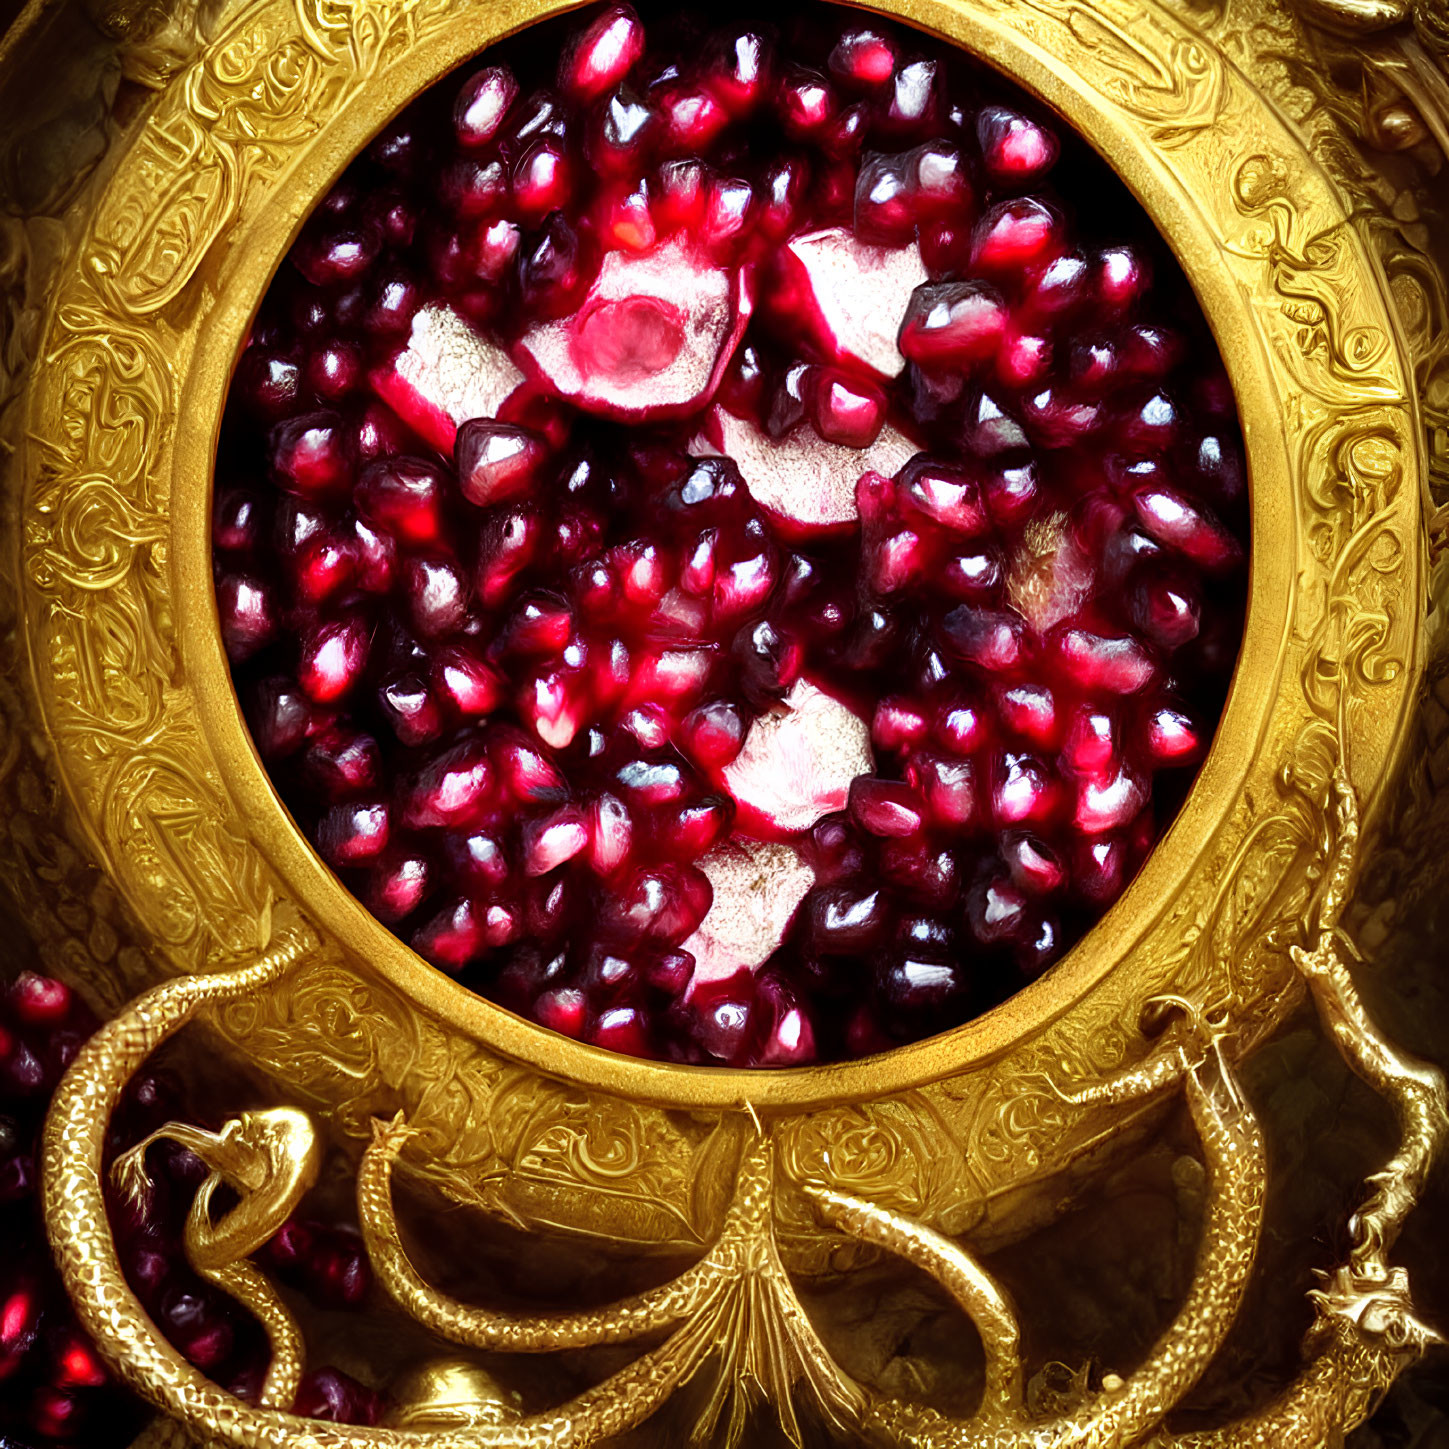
<box><xmin>0</xmin><ymin>0</ymin><xmax>1444</xmax><ymax>1441</ymax></box>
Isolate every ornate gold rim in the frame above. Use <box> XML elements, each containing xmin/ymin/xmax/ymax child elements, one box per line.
<box><xmin>16</xmin><ymin>0</ymin><xmax>1427</xmax><ymax>1232</ymax></box>
<box><xmin>171</xmin><ymin>0</ymin><xmax>1403</xmax><ymax>1105</ymax></box>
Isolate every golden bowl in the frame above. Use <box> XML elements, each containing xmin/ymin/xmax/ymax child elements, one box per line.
<box><xmin>5</xmin><ymin>0</ymin><xmax>1445</xmax><ymax>1441</ymax></box>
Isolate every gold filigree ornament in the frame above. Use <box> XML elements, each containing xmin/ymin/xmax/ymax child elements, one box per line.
<box><xmin>0</xmin><ymin>0</ymin><xmax>1444</xmax><ymax>1442</ymax></box>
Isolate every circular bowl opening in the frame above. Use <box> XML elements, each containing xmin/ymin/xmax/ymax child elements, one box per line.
<box><xmin>179</xmin><ymin>0</ymin><xmax>1284</xmax><ymax>1109</ymax></box>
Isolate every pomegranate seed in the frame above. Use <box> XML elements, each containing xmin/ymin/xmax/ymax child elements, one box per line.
<box><xmin>899</xmin><ymin>281</ymin><xmax>1007</xmax><ymax>366</ymax></box>
<box><xmin>812</xmin><ymin>370</ymin><xmax>886</xmax><ymax>447</ymax></box>
<box><xmin>704</xmin><ymin>28</ymin><xmax>773</xmax><ymax>115</ymax></box>
<box><xmin>779</xmin><ymin>66</ymin><xmax>836</xmax><ymax>139</ymax></box>
<box><xmin>317</xmin><ymin>800</ymin><xmax>390</xmax><ymax>866</ymax></box>
<box><xmin>1074</xmin><ymin>763</ymin><xmax>1147</xmax><ymax>833</ymax></box>
<box><xmin>973</xmin><ymin>198</ymin><xmax>1061</xmax><ymax>273</ymax></box>
<box><xmin>217</xmin><ymin>573</ymin><xmax>277</xmax><ymax>662</ymax></box>
<box><xmin>402</xmin><ymin>555</ymin><xmax>469</xmax><ymax>638</ymax></box>
<box><xmin>298</xmin><ymin>615</ymin><xmax>370</xmax><ymax>703</ymax></box>
<box><xmin>9</xmin><ymin>974</ymin><xmax>72</xmax><ymax>1027</ymax></box>
<box><xmin>1132</xmin><ymin>487</ymin><xmax>1241</xmax><ymax>572</ymax></box>
<box><xmin>365</xmin><ymin>849</ymin><xmax>432</xmax><ymax>923</ymax></box>
<box><xmin>590</xmin><ymin>1005</ymin><xmax>652</xmax><ymax>1056</ymax></box>
<box><xmin>1096</xmin><ymin>245</ymin><xmax>1152</xmax><ymax>314</ymax></box>
<box><xmin>378</xmin><ymin>674</ymin><xmax>443</xmax><ymax>747</ymax></box>
<box><xmin>977</xmin><ymin>106</ymin><xmax>1059</xmax><ymax>184</ymax></box>
<box><xmin>355</xmin><ymin>455</ymin><xmax>447</xmax><ymax>546</ymax></box>
<box><xmin>454</xmin><ymin>65</ymin><xmax>518</xmax><ymax>148</ymax></box>
<box><xmin>829</xmin><ymin>27</ymin><xmax>897</xmax><ymax>89</ymax></box>
<box><xmin>848</xmin><ymin>777</ymin><xmax>924</xmax><ymax>838</ymax></box>
<box><xmin>268</xmin><ymin>411</ymin><xmax>351</xmax><ymax>497</ymax></box>
<box><xmin>400</xmin><ymin>740</ymin><xmax>492</xmax><ymax>829</ymax></box>
<box><xmin>588</xmin><ymin>88</ymin><xmax>656</xmax><ymax>175</ymax></box>
<box><xmin>521</xmin><ymin>808</ymin><xmax>590</xmax><ymax>876</ymax></box>
<box><xmin>881</xmin><ymin>58</ymin><xmax>941</xmax><ymax>138</ymax></box>
<box><xmin>559</xmin><ymin>4</ymin><xmax>645</xmax><ymax>102</ymax></box>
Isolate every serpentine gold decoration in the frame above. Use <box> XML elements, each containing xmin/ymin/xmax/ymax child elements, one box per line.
<box><xmin>38</xmin><ymin>768</ymin><xmax>1446</xmax><ymax>1447</ymax></box>
<box><xmin>112</xmin><ymin>1106</ymin><xmax>322</xmax><ymax>1411</ymax></box>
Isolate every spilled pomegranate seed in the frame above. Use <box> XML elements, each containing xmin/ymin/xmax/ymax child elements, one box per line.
<box><xmin>217</xmin><ymin>1</ymin><xmax>1247</xmax><ymax>1066</ymax></box>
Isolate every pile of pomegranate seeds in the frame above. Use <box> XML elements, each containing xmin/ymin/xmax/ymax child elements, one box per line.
<box><xmin>0</xmin><ymin>970</ymin><xmax>382</xmax><ymax>1442</ymax></box>
<box><xmin>217</xmin><ymin>2</ymin><xmax>1247</xmax><ymax>1067</ymax></box>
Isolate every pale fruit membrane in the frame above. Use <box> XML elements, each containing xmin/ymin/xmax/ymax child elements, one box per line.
<box><xmin>682</xmin><ymin>838</ymin><xmax>817</xmax><ymax>987</ymax></box>
<box><xmin>372</xmin><ymin>304</ymin><xmax>527</xmax><ymax>451</ymax></box>
<box><xmin>514</xmin><ymin>237</ymin><xmax>750</xmax><ymax>420</ymax></box>
<box><xmin>693</xmin><ymin>405</ymin><xmax>918</xmax><ymax>534</ymax></box>
<box><xmin>775</xmin><ymin>228</ymin><xmax>929</xmax><ymax>378</ymax></box>
<box><xmin>722</xmin><ymin>677</ymin><xmax>873</xmax><ymax>837</ymax></box>
<box><xmin>1008</xmin><ymin>512</ymin><xmax>1096</xmax><ymax>632</ymax></box>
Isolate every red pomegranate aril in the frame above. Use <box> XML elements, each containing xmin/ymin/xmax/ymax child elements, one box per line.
<box><xmin>293</xmin><ymin>223</ymin><xmax>380</xmax><ymax>288</ymax></box>
<box><xmin>400</xmin><ymin>740</ymin><xmax>492</xmax><ymax>830</ymax></box>
<box><xmin>908</xmin><ymin>750</ymin><xmax>979</xmax><ymax>828</ymax></box>
<box><xmin>294</xmin><ymin>1368</ymin><xmax>384</xmax><ymax>1427</ymax></box>
<box><xmin>8</xmin><ymin>974</ymin><xmax>71</xmax><ymax>1029</ymax></box>
<box><xmin>653</xmin><ymin>158</ymin><xmax>709</xmax><ymax>233</ymax></box>
<box><xmin>993</xmin><ymin>752</ymin><xmax>1058</xmax><ymax>826</ymax></box>
<box><xmin>476</xmin><ymin>507</ymin><xmax>541</xmax><ymax>609</ymax></box>
<box><xmin>667</xmin><ymin>796</ymin><xmax>732</xmax><ymax>858</ymax></box>
<box><xmin>534</xmin><ymin>986</ymin><xmax>587</xmax><ymax>1037</ymax></box>
<box><xmin>881</xmin><ymin>954</ymin><xmax>965</xmax><ymax>1015</ymax></box>
<box><xmin>848</xmin><ymin>777</ymin><xmax>924</xmax><ymax>838</ymax></box>
<box><xmin>1052</xmin><ymin>628</ymin><xmax>1156</xmax><ymax>694</ymax></box>
<box><xmin>753</xmin><ymin>974</ymin><xmax>817</xmax><ymax>1066</ymax></box>
<box><xmin>1130</xmin><ymin>569</ymin><xmax>1201</xmax><ymax>649</ymax></box>
<box><xmin>899</xmin><ymin>281</ymin><xmax>1007</xmax><ymax>367</ymax></box>
<box><xmin>1003</xmin><ymin>832</ymin><xmax>1066</xmax><ymax>896</ymax></box>
<box><xmin>213</xmin><ymin>487</ymin><xmax>266</xmax><ymax>557</ymax></box>
<box><xmin>402</xmin><ymin>555</ymin><xmax>469</xmax><ymax>639</ymax></box>
<box><xmin>498</xmin><ymin>592</ymin><xmax>573</xmax><ymax>659</ymax></box>
<box><xmin>704</xmin><ymin>27</ymin><xmax>773</xmax><ymax>115</ymax></box>
<box><xmin>942</xmin><ymin>607</ymin><xmax>1028</xmax><ymax>673</ymax></box>
<box><xmin>590</xmin><ymin>1004</ymin><xmax>652</xmax><ymax>1055</ymax></box>
<box><xmin>521</xmin><ymin>808</ymin><xmax>590</xmax><ymax>877</ymax></box>
<box><xmin>356</xmin><ymin>456</ymin><xmax>447</xmax><ymax>546</ymax></box>
<box><xmin>364</xmin><ymin>849</ymin><xmax>431</xmax><ymax>924</ymax></box>
<box><xmin>516</xmin><ymin>212</ymin><xmax>587</xmax><ymax>320</ymax></box>
<box><xmin>812</xmin><ymin>370</ymin><xmax>886</xmax><ymax>447</ymax></box>
<box><xmin>779</xmin><ymin>66</ymin><xmax>836</xmax><ymax>139</ymax></box>
<box><xmin>268</xmin><ymin>411</ymin><xmax>351</xmax><ymax>497</ymax></box>
<box><xmin>1133</xmin><ymin>486</ymin><xmax>1241</xmax><ymax>572</ymax></box>
<box><xmin>854</xmin><ymin>151</ymin><xmax>917</xmax><ymax>245</ymax></box>
<box><xmin>510</xmin><ymin>140</ymin><xmax>572</xmax><ymax>224</ymax></box>
<box><xmin>940</xmin><ymin>549</ymin><xmax>1004</xmax><ymax>603</ymax></box>
<box><xmin>680</xmin><ymin>699</ymin><xmax>746</xmax><ymax>769</ymax></box>
<box><xmin>1063</xmin><ymin>706</ymin><xmax>1116</xmax><ymax>774</ymax></box>
<box><xmin>317</xmin><ymin>801</ymin><xmax>389</xmax><ymax>867</ymax></box>
<box><xmin>872</xmin><ymin>697</ymin><xmax>929</xmax><ymax>755</ymax></box>
<box><xmin>829</xmin><ymin>27</ymin><xmax>896</xmax><ymax>88</ymax></box>
<box><xmin>589</xmin><ymin>88</ymin><xmax>657</xmax><ymax>175</ymax></box>
<box><xmin>414</xmin><ymin>898</ymin><xmax>487</xmax><ymax>970</ymax></box>
<box><xmin>520</xmin><ymin>662</ymin><xmax>589</xmax><ymax>749</ymax></box>
<box><xmin>236</xmin><ymin>348</ymin><xmax>301</xmax><ymax>420</ymax></box>
<box><xmin>216</xmin><ymin>574</ymin><xmax>277</xmax><ymax>662</ymax></box>
<box><xmin>302</xmin><ymin>728</ymin><xmax>381</xmax><ymax>801</ymax></box>
<box><xmin>973</xmin><ymin>198</ymin><xmax>1061</xmax><ymax>274</ymax></box>
<box><xmin>605</xmin><ymin>863</ymin><xmax>711</xmax><ymax>946</ymax></box>
<box><xmin>657</xmin><ymin>85</ymin><xmax>730</xmax><ymax>154</ymax></box>
<box><xmin>430</xmin><ymin>643</ymin><xmax>503</xmax><ymax>717</ymax></box>
<box><xmin>560</xmin><ymin>4</ymin><xmax>645</xmax><ymax>102</ymax></box>
<box><xmin>298</xmin><ymin>615</ymin><xmax>369</xmax><ymax>703</ymax></box>
<box><xmin>377</xmin><ymin>674</ymin><xmax>443</xmax><ymax>747</ymax></box>
<box><xmin>1074</xmin><ymin>763</ymin><xmax>1147</xmax><ymax>834</ymax></box>
<box><xmin>1096</xmin><ymin>245</ymin><xmax>1152</xmax><ymax>314</ymax></box>
<box><xmin>977</xmin><ymin>105</ymin><xmax>1059</xmax><ymax>184</ymax></box>
<box><xmin>807</xmin><ymin>883</ymin><xmax>887</xmax><ymax>954</ymax></box>
<box><xmin>898</xmin><ymin>457</ymin><xmax>987</xmax><ymax>534</ymax></box>
<box><xmin>967</xmin><ymin>872</ymin><xmax>1029</xmax><ymax>945</ymax></box>
<box><xmin>1141</xmin><ymin>703</ymin><xmax>1203</xmax><ymax>765</ymax></box>
<box><xmin>455</xmin><ymin>65</ymin><xmax>518</xmax><ymax>148</ymax></box>
<box><xmin>882</xmin><ymin>59</ymin><xmax>941</xmax><ymax>139</ymax></box>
